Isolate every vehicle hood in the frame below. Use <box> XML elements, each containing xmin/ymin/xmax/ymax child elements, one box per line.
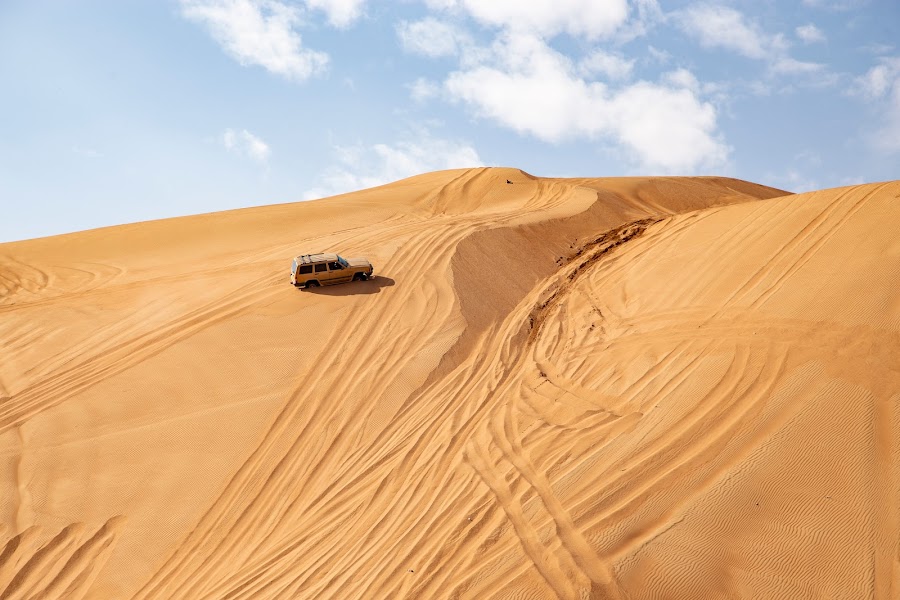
<box><xmin>346</xmin><ymin>257</ymin><xmax>372</xmax><ymax>268</ymax></box>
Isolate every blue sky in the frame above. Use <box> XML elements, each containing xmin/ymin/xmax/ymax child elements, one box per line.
<box><xmin>1</xmin><ymin>0</ymin><xmax>898</xmax><ymax>242</ymax></box>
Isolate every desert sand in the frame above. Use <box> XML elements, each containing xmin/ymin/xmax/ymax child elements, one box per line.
<box><xmin>1</xmin><ymin>167</ymin><xmax>899</xmax><ymax>599</ymax></box>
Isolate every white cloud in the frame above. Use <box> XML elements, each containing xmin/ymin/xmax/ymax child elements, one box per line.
<box><xmin>305</xmin><ymin>0</ymin><xmax>366</xmax><ymax>28</ymax></box>
<box><xmin>674</xmin><ymin>4</ymin><xmax>769</xmax><ymax>59</ymax></box>
<box><xmin>408</xmin><ymin>77</ymin><xmax>441</xmax><ymax>102</ymax></box>
<box><xmin>444</xmin><ymin>33</ymin><xmax>587</xmax><ymax>142</ymax></box>
<box><xmin>429</xmin><ymin>0</ymin><xmax>629</xmax><ymax>40</ymax></box>
<box><xmin>611</xmin><ymin>82</ymin><xmax>728</xmax><ymax>172</ymax></box>
<box><xmin>578</xmin><ymin>50</ymin><xmax>634</xmax><ymax>81</ymax></box>
<box><xmin>855</xmin><ymin>57</ymin><xmax>900</xmax><ymax>152</ymax></box>
<box><xmin>610</xmin><ymin>82</ymin><xmax>727</xmax><ymax>171</ymax></box>
<box><xmin>856</xmin><ymin>57</ymin><xmax>900</xmax><ymax>99</ymax></box>
<box><xmin>801</xmin><ymin>0</ymin><xmax>867</xmax><ymax>10</ymax></box>
<box><xmin>861</xmin><ymin>42</ymin><xmax>894</xmax><ymax>55</ymax></box>
<box><xmin>675</xmin><ymin>4</ymin><xmax>837</xmax><ymax>87</ymax></box>
<box><xmin>222</xmin><ymin>128</ymin><xmax>271</xmax><ymax>162</ymax></box>
<box><xmin>397</xmin><ymin>18</ymin><xmax>468</xmax><ymax>57</ymax></box>
<box><xmin>424</xmin><ymin>0</ymin><xmax>456</xmax><ymax>9</ymax></box>
<box><xmin>615</xmin><ymin>0</ymin><xmax>664</xmax><ymax>43</ymax></box>
<box><xmin>663</xmin><ymin>68</ymin><xmax>699</xmax><ymax>92</ymax></box>
<box><xmin>304</xmin><ymin>131</ymin><xmax>482</xmax><ymax>199</ymax></box>
<box><xmin>647</xmin><ymin>45</ymin><xmax>671</xmax><ymax>65</ymax></box>
<box><xmin>796</xmin><ymin>23</ymin><xmax>826</xmax><ymax>44</ymax></box>
<box><xmin>180</xmin><ymin>0</ymin><xmax>328</xmax><ymax>81</ymax></box>
<box><xmin>770</xmin><ymin>57</ymin><xmax>826</xmax><ymax>75</ymax></box>
<box><xmin>443</xmin><ymin>32</ymin><xmax>728</xmax><ymax>172</ymax></box>
<box><xmin>880</xmin><ymin>89</ymin><xmax>900</xmax><ymax>153</ymax></box>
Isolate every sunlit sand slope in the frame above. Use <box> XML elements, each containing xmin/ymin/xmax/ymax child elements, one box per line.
<box><xmin>2</xmin><ymin>169</ymin><xmax>897</xmax><ymax>599</ymax></box>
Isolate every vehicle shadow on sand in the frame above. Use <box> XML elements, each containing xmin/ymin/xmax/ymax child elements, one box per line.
<box><xmin>300</xmin><ymin>276</ymin><xmax>396</xmax><ymax>296</ymax></box>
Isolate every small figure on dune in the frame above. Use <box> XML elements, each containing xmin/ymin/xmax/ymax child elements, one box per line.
<box><xmin>506</xmin><ymin>179</ymin><xmax>512</xmax><ymax>184</ymax></box>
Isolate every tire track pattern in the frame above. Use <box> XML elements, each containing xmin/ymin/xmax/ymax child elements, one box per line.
<box><xmin>4</xmin><ymin>174</ymin><xmax>896</xmax><ymax>599</ymax></box>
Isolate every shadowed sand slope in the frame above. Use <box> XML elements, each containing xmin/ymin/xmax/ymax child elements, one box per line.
<box><xmin>1</xmin><ymin>168</ymin><xmax>898</xmax><ymax>599</ymax></box>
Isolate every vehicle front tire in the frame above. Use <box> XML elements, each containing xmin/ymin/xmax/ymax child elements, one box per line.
<box><xmin>306</xmin><ymin>280</ymin><xmax>320</xmax><ymax>289</ymax></box>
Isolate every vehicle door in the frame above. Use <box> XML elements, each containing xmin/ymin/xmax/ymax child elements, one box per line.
<box><xmin>327</xmin><ymin>260</ymin><xmax>353</xmax><ymax>284</ymax></box>
<box><xmin>296</xmin><ymin>263</ymin><xmax>314</xmax><ymax>284</ymax></box>
<box><xmin>313</xmin><ymin>262</ymin><xmax>329</xmax><ymax>283</ymax></box>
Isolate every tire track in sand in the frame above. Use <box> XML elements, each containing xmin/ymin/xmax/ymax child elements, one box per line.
<box><xmin>0</xmin><ymin>517</ymin><xmax>125</xmax><ymax>600</ymax></box>
<box><xmin>163</xmin><ymin>176</ymin><xmax>632</xmax><ymax>596</ymax></box>
<box><xmin>130</xmin><ymin>168</ymin><xmax>573</xmax><ymax>599</ymax></box>
<box><xmin>0</xmin><ymin>271</ymin><xmax>280</xmax><ymax>433</ymax></box>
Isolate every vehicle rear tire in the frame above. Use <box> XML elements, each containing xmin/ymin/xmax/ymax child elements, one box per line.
<box><xmin>306</xmin><ymin>280</ymin><xmax>320</xmax><ymax>288</ymax></box>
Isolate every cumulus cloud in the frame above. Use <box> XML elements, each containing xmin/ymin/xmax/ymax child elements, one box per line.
<box><xmin>304</xmin><ymin>131</ymin><xmax>482</xmax><ymax>199</ymax></box>
<box><xmin>663</xmin><ymin>68</ymin><xmax>700</xmax><ymax>91</ymax></box>
<box><xmin>615</xmin><ymin>0</ymin><xmax>664</xmax><ymax>43</ymax></box>
<box><xmin>796</xmin><ymin>23</ymin><xmax>826</xmax><ymax>44</ymax></box>
<box><xmin>608</xmin><ymin>82</ymin><xmax>726</xmax><ymax>171</ymax></box>
<box><xmin>222</xmin><ymin>128</ymin><xmax>271</xmax><ymax>162</ymax></box>
<box><xmin>408</xmin><ymin>77</ymin><xmax>441</xmax><ymax>102</ymax></box>
<box><xmin>855</xmin><ymin>57</ymin><xmax>900</xmax><ymax>152</ymax></box>
<box><xmin>673</xmin><ymin>4</ymin><xmax>771</xmax><ymax>59</ymax></box>
<box><xmin>428</xmin><ymin>0</ymin><xmax>629</xmax><ymax>40</ymax></box>
<box><xmin>443</xmin><ymin>32</ymin><xmax>727</xmax><ymax>172</ymax></box>
<box><xmin>397</xmin><ymin>18</ymin><xmax>469</xmax><ymax>57</ymax></box>
<box><xmin>674</xmin><ymin>4</ymin><xmax>837</xmax><ymax>87</ymax></box>
<box><xmin>856</xmin><ymin>57</ymin><xmax>900</xmax><ymax>99</ymax></box>
<box><xmin>647</xmin><ymin>45</ymin><xmax>672</xmax><ymax>65</ymax></box>
<box><xmin>578</xmin><ymin>50</ymin><xmax>635</xmax><ymax>81</ymax></box>
<box><xmin>180</xmin><ymin>0</ymin><xmax>328</xmax><ymax>81</ymax></box>
<box><xmin>305</xmin><ymin>0</ymin><xmax>366</xmax><ymax>28</ymax></box>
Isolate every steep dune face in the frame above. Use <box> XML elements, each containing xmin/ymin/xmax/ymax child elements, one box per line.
<box><xmin>1</xmin><ymin>169</ymin><xmax>897</xmax><ymax>599</ymax></box>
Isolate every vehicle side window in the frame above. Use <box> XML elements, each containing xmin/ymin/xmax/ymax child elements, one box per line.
<box><xmin>299</xmin><ymin>265</ymin><xmax>313</xmax><ymax>275</ymax></box>
<box><xmin>328</xmin><ymin>261</ymin><xmax>342</xmax><ymax>270</ymax></box>
<box><xmin>314</xmin><ymin>263</ymin><xmax>327</xmax><ymax>273</ymax></box>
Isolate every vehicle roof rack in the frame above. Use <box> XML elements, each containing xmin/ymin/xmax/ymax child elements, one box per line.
<box><xmin>296</xmin><ymin>252</ymin><xmax>336</xmax><ymax>264</ymax></box>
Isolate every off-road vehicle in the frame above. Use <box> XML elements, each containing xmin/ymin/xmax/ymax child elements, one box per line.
<box><xmin>290</xmin><ymin>253</ymin><xmax>374</xmax><ymax>288</ymax></box>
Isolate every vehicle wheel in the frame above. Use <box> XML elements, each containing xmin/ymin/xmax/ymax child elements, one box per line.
<box><xmin>306</xmin><ymin>280</ymin><xmax>320</xmax><ymax>288</ymax></box>
<box><xmin>353</xmin><ymin>273</ymin><xmax>366</xmax><ymax>281</ymax></box>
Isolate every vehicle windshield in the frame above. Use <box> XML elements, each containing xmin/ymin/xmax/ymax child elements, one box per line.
<box><xmin>338</xmin><ymin>256</ymin><xmax>349</xmax><ymax>268</ymax></box>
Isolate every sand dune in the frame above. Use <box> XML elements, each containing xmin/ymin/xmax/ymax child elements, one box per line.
<box><xmin>1</xmin><ymin>168</ymin><xmax>898</xmax><ymax>599</ymax></box>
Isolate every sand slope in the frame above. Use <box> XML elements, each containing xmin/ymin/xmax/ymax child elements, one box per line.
<box><xmin>1</xmin><ymin>168</ymin><xmax>898</xmax><ymax>599</ymax></box>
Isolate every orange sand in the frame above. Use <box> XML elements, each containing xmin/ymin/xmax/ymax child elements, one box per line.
<box><xmin>1</xmin><ymin>168</ymin><xmax>898</xmax><ymax>599</ymax></box>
